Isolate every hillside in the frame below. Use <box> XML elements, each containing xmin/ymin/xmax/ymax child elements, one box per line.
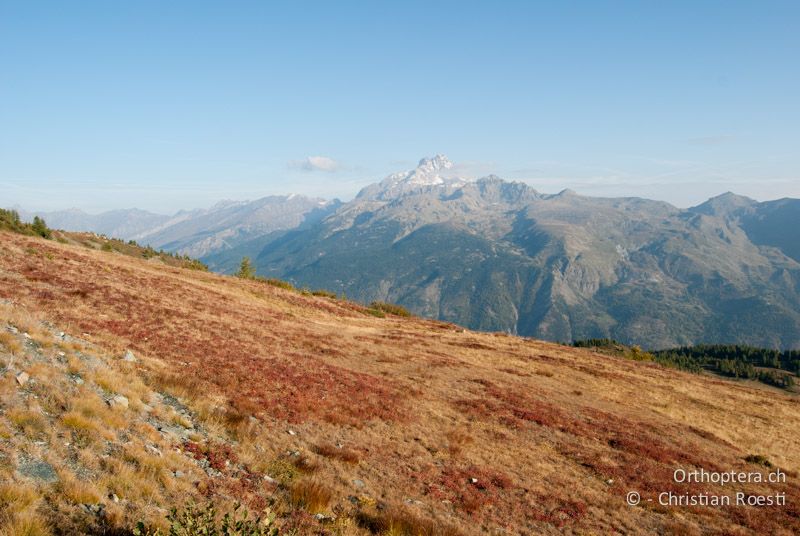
<box><xmin>203</xmin><ymin>157</ymin><xmax>800</xmax><ymax>349</ymax></box>
<box><xmin>1</xmin><ymin>230</ymin><xmax>799</xmax><ymax>535</ymax></box>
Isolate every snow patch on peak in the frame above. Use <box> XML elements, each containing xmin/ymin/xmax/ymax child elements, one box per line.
<box><xmin>356</xmin><ymin>155</ymin><xmax>469</xmax><ymax>201</ymax></box>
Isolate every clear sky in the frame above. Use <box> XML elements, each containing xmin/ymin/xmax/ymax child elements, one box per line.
<box><xmin>1</xmin><ymin>1</ymin><xmax>798</xmax><ymax>213</ymax></box>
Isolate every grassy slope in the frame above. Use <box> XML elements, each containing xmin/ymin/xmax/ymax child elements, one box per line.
<box><xmin>0</xmin><ymin>230</ymin><xmax>799</xmax><ymax>535</ymax></box>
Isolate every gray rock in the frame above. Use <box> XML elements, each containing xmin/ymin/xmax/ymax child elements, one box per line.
<box><xmin>15</xmin><ymin>371</ymin><xmax>29</xmax><ymax>386</ymax></box>
<box><xmin>18</xmin><ymin>459</ymin><xmax>59</xmax><ymax>483</ymax></box>
<box><xmin>6</xmin><ymin>325</ymin><xmax>18</xmax><ymax>334</ymax></box>
<box><xmin>122</xmin><ymin>350</ymin><xmax>137</xmax><ymax>362</ymax></box>
<box><xmin>352</xmin><ymin>479</ymin><xmax>365</xmax><ymax>488</ymax></box>
<box><xmin>110</xmin><ymin>395</ymin><xmax>129</xmax><ymax>409</ymax></box>
<box><xmin>173</xmin><ymin>470</ymin><xmax>184</xmax><ymax>478</ymax></box>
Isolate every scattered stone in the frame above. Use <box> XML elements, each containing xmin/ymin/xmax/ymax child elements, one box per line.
<box><xmin>469</xmin><ymin>477</ymin><xmax>479</xmax><ymax>484</ymax></box>
<box><xmin>263</xmin><ymin>475</ymin><xmax>277</xmax><ymax>485</ymax></box>
<box><xmin>141</xmin><ymin>403</ymin><xmax>153</xmax><ymax>413</ymax></box>
<box><xmin>606</xmin><ymin>479</ymin><xmax>614</xmax><ymax>485</ymax></box>
<box><xmin>109</xmin><ymin>493</ymin><xmax>120</xmax><ymax>503</ymax></box>
<box><xmin>7</xmin><ymin>325</ymin><xmax>18</xmax><ymax>334</ymax></box>
<box><xmin>145</xmin><ymin>444</ymin><xmax>162</xmax><ymax>457</ymax></box>
<box><xmin>15</xmin><ymin>371</ymin><xmax>29</xmax><ymax>386</ymax></box>
<box><xmin>173</xmin><ymin>470</ymin><xmax>185</xmax><ymax>478</ymax></box>
<box><xmin>352</xmin><ymin>479</ymin><xmax>365</xmax><ymax>488</ymax></box>
<box><xmin>83</xmin><ymin>503</ymin><xmax>106</xmax><ymax>517</ymax></box>
<box><xmin>73</xmin><ymin>376</ymin><xmax>84</xmax><ymax>385</ymax></box>
<box><xmin>57</xmin><ymin>351</ymin><xmax>66</xmax><ymax>357</ymax></box>
<box><xmin>18</xmin><ymin>459</ymin><xmax>59</xmax><ymax>483</ymax></box>
<box><xmin>287</xmin><ymin>429</ymin><xmax>297</xmax><ymax>436</ymax></box>
<box><xmin>109</xmin><ymin>395</ymin><xmax>129</xmax><ymax>409</ymax></box>
<box><xmin>122</xmin><ymin>350</ymin><xmax>137</xmax><ymax>362</ymax></box>
<box><xmin>23</xmin><ymin>332</ymin><xmax>31</xmax><ymax>339</ymax></box>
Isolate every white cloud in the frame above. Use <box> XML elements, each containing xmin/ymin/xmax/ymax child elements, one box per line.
<box><xmin>289</xmin><ymin>156</ymin><xmax>341</xmax><ymax>172</ymax></box>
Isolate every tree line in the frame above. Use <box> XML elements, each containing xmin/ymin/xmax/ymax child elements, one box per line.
<box><xmin>573</xmin><ymin>339</ymin><xmax>798</xmax><ymax>390</ymax></box>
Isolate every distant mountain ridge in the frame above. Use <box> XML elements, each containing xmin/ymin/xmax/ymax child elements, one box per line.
<box><xmin>19</xmin><ymin>207</ymin><xmax>170</xmax><ymax>240</ymax></box>
<box><xmin>23</xmin><ymin>194</ymin><xmax>341</xmax><ymax>258</ymax></box>
<box><xmin>207</xmin><ymin>156</ymin><xmax>800</xmax><ymax>349</ymax></box>
<box><xmin>18</xmin><ymin>156</ymin><xmax>800</xmax><ymax>348</ymax></box>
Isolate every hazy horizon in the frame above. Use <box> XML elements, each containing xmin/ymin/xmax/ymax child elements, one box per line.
<box><xmin>8</xmin><ymin>167</ymin><xmax>796</xmax><ymax>216</ymax></box>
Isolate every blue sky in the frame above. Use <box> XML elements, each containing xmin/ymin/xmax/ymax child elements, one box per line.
<box><xmin>1</xmin><ymin>1</ymin><xmax>798</xmax><ymax>213</ymax></box>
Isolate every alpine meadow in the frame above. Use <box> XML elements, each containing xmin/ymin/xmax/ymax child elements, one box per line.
<box><xmin>2</xmin><ymin>2</ymin><xmax>799</xmax><ymax>535</ymax></box>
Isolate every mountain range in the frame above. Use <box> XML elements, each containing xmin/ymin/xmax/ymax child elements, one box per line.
<box><xmin>21</xmin><ymin>156</ymin><xmax>800</xmax><ymax>349</ymax></box>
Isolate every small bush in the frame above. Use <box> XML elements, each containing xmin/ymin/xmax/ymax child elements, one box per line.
<box><xmin>355</xmin><ymin>507</ymin><xmax>462</xmax><ymax>536</ymax></box>
<box><xmin>236</xmin><ymin>257</ymin><xmax>256</xmax><ymax>279</ymax></box>
<box><xmin>134</xmin><ymin>503</ymin><xmax>277</xmax><ymax>536</ymax></box>
<box><xmin>0</xmin><ymin>209</ymin><xmax>52</xmax><ymax>239</ymax></box>
<box><xmin>31</xmin><ymin>216</ymin><xmax>52</xmax><ymax>239</ymax></box>
<box><xmin>369</xmin><ymin>301</ymin><xmax>411</xmax><ymax>317</ymax></box>
<box><xmin>265</xmin><ymin>278</ymin><xmax>294</xmax><ymax>291</ymax></box>
<box><xmin>744</xmin><ymin>454</ymin><xmax>773</xmax><ymax>468</ymax></box>
<box><xmin>311</xmin><ymin>289</ymin><xmax>337</xmax><ymax>299</ymax></box>
<box><xmin>363</xmin><ymin>308</ymin><xmax>385</xmax><ymax>318</ymax></box>
<box><xmin>264</xmin><ymin>459</ymin><xmax>299</xmax><ymax>485</ymax></box>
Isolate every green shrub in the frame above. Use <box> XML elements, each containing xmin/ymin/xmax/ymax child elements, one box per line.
<box><xmin>363</xmin><ymin>308</ymin><xmax>386</xmax><ymax>318</ymax></box>
<box><xmin>184</xmin><ymin>259</ymin><xmax>209</xmax><ymax>271</ymax></box>
<box><xmin>134</xmin><ymin>503</ymin><xmax>277</xmax><ymax>536</ymax></box>
<box><xmin>744</xmin><ymin>454</ymin><xmax>773</xmax><ymax>468</ymax></box>
<box><xmin>31</xmin><ymin>216</ymin><xmax>52</xmax><ymax>239</ymax></box>
<box><xmin>311</xmin><ymin>289</ymin><xmax>337</xmax><ymax>299</ymax></box>
<box><xmin>0</xmin><ymin>208</ymin><xmax>25</xmax><ymax>233</ymax></box>
<box><xmin>369</xmin><ymin>301</ymin><xmax>411</xmax><ymax>317</ymax></box>
<box><xmin>236</xmin><ymin>257</ymin><xmax>256</xmax><ymax>279</ymax></box>
<box><xmin>0</xmin><ymin>208</ymin><xmax>52</xmax><ymax>239</ymax></box>
<box><xmin>265</xmin><ymin>278</ymin><xmax>294</xmax><ymax>291</ymax></box>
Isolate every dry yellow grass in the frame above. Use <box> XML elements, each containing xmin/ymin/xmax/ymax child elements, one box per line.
<box><xmin>1</xmin><ymin>230</ymin><xmax>799</xmax><ymax>535</ymax></box>
<box><xmin>290</xmin><ymin>479</ymin><xmax>334</xmax><ymax>514</ymax></box>
<box><xmin>0</xmin><ymin>332</ymin><xmax>21</xmax><ymax>356</ymax></box>
<box><xmin>6</xmin><ymin>408</ymin><xmax>47</xmax><ymax>439</ymax></box>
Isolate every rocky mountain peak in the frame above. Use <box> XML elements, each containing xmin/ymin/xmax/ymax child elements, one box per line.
<box><xmin>416</xmin><ymin>154</ymin><xmax>453</xmax><ymax>173</ymax></box>
<box><xmin>356</xmin><ymin>155</ymin><xmax>468</xmax><ymax>201</ymax></box>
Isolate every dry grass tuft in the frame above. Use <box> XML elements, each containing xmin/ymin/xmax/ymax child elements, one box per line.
<box><xmin>290</xmin><ymin>479</ymin><xmax>333</xmax><ymax>514</ymax></box>
<box><xmin>355</xmin><ymin>506</ymin><xmax>463</xmax><ymax>536</ymax></box>
<box><xmin>314</xmin><ymin>442</ymin><xmax>360</xmax><ymax>464</ymax></box>
<box><xmin>0</xmin><ymin>331</ymin><xmax>21</xmax><ymax>355</ymax></box>
<box><xmin>57</xmin><ymin>474</ymin><xmax>102</xmax><ymax>505</ymax></box>
<box><xmin>7</xmin><ymin>408</ymin><xmax>48</xmax><ymax>439</ymax></box>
